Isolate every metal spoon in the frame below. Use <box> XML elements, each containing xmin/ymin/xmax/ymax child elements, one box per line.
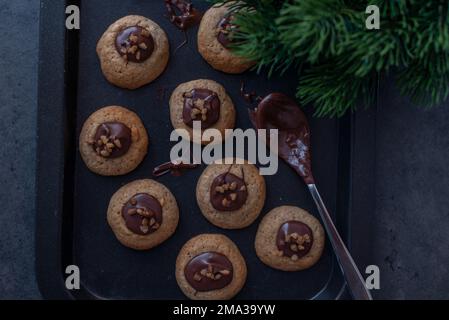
<box><xmin>250</xmin><ymin>93</ymin><xmax>372</xmax><ymax>300</ymax></box>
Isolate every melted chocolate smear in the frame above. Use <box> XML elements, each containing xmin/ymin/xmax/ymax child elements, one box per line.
<box><xmin>276</xmin><ymin>221</ymin><xmax>313</xmax><ymax>259</ymax></box>
<box><xmin>153</xmin><ymin>160</ymin><xmax>199</xmax><ymax>177</ymax></box>
<box><xmin>184</xmin><ymin>252</ymin><xmax>233</xmax><ymax>292</ymax></box>
<box><xmin>240</xmin><ymin>81</ymin><xmax>261</xmax><ymax>104</ymax></box>
<box><xmin>165</xmin><ymin>0</ymin><xmax>203</xmax><ymax>31</ymax></box>
<box><xmin>249</xmin><ymin>93</ymin><xmax>314</xmax><ymax>184</ymax></box>
<box><xmin>121</xmin><ymin>194</ymin><xmax>163</xmax><ymax>235</ymax></box>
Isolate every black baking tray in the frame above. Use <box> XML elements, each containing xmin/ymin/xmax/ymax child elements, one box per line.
<box><xmin>36</xmin><ymin>0</ymin><xmax>377</xmax><ymax>300</ymax></box>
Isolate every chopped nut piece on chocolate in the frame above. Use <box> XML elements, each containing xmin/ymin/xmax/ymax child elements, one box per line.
<box><xmin>142</xmin><ymin>218</ymin><xmax>149</xmax><ymax>226</ymax></box>
<box><xmin>139</xmin><ymin>42</ymin><xmax>148</xmax><ymax>50</ymax></box>
<box><xmin>136</xmin><ymin>51</ymin><xmax>141</xmax><ymax>61</ymax></box>
<box><xmin>291</xmin><ymin>254</ymin><xmax>299</xmax><ymax>261</ymax></box>
<box><xmin>141</xmin><ymin>29</ymin><xmax>151</xmax><ymax>37</ymax></box>
<box><xmin>290</xmin><ymin>244</ymin><xmax>298</xmax><ymax>252</ymax></box>
<box><xmin>219</xmin><ymin>269</ymin><xmax>230</xmax><ymax>276</ymax></box>
<box><xmin>196</xmin><ymin>99</ymin><xmax>205</xmax><ymax>108</ymax></box>
<box><xmin>152</xmin><ymin>222</ymin><xmax>160</xmax><ymax>229</ymax></box>
<box><xmin>114</xmin><ymin>139</ymin><xmax>122</xmax><ymax>148</ymax></box>
<box><xmin>140</xmin><ymin>225</ymin><xmax>149</xmax><ymax>234</ymax></box>
<box><xmin>128</xmin><ymin>45</ymin><xmax>138</xmax><ymax>54</ymax></box>
<box><xmin>149</xmin><ymin>218</ymin><xmax>156</xmax><ymax>226</ymax></box>
<box><xmin>129</xmin><ymin>34</ymin><xmax>138</xmax><ymax>43</ymax></box>
<box><xmin>100</xmin><ymin>135</ymin><xmax>108</xmax><ymax>144</ymax></box>
<box><xmin>215</xmin><ymin>186</ymin><xmax>225</xmax><ymax>194</ymax></box>
<box><xmin>214</xmin><ymin>273</ymin><xmax>222</xmax><ymax>280</ymax></box>
<box><xmin>200</xmin><ymin>269</ymin><xmax>207</xmax><ymax>276</ymax></box>
<box><xmin>222</xmin><ymin>198</ymin><xmax>230</xmax><ymax>207</ymax></box>
<box><xmin>191</xmin><ymin>108</ymin><xmax>201</xmax><ymax>118</ymax></box>
<box><xmin>229</xmin><ymin>193</ymin><xmax>237</xmax><ymax>201</ymax></box>
<box><xmin>193</xmin><ymin>273</ymin><xmax>202</xmax><ymax>282</ymax></box>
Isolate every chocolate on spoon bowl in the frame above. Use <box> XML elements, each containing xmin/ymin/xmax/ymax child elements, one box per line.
<box><xmin>250</xmin><ymin>93</ymin><xmax>372</xmax><ymax>300</ymax></box>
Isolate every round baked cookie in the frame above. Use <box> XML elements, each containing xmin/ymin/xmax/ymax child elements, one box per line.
<box><xmin>175</xmin><ymin>234</ymin><xmax>247</xmax><ymax>300</ymax></box>
<box><xmin>107</xmin><ymin>179</ymin><xmax>179</xmax><ymax>250</ymax></box>
<box><xmin>198</xmin><ymin>3</ymin><xmax>255</xmax><ymax>74</ymax></box>
<box><xmin>96</xmin><ymin>15</ymin><xmax>169</xmax><ymax>89</ymax></box>
<box><xmin>79</xmin><ymin>106</ymin><xmax>148</xmax><ymax>176</ymax></box>
<box><xmin>255</xmin><ymin>206</ymin><xmax>325</xmax><ymax>271</ymax></box>
<box><xmin>169</xmin><ymin>79</ymin><xmax>236</xmax><ymax>145</ymax></box>
<box><xmin>196</xmin><ymin>160</ymin><xmax>266</xmax><ymax>229</ymax></box>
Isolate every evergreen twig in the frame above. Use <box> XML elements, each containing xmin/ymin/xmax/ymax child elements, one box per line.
<box><xmin>210</xmin><ymin>0</ymin><xmax>449</xmax><ymax>117</ymax></box>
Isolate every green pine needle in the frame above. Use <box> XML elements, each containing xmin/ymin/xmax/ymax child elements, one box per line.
<box><xmin>209</xmin><ymin>0</ymin><xmax>449</xmax><ymax>117</ymax></box>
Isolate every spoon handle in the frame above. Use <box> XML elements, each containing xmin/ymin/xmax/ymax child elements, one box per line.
<box><xmin>308</xmin><ymin>184</ymin><xmax>372</xmax><ymax>300</ymax></box>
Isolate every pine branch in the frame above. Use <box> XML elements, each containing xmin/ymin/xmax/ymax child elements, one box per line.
<box><xmin>208</xmin><ymin>0</ymin><xmax>449</xmax><ymax>117</ymax></box>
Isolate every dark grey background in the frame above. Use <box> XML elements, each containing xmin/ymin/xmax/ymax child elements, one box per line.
<box><xmin>1</xmin><ymin>0</ymin><xmax>448</xmax><ymax>299</ymax></box>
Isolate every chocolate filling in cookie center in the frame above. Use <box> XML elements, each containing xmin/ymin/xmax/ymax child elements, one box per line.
<box><xmin>92</xmin><ymin>122</ymin><xmax>132</xmax><ymax>158</ymax></box>
<box><xmin>276</xmin><ymin>221</ymin><xmax>313</xmax><ymax>260</ymax></box>
<box><xmin>182</xmin><ymin>88</ymin><xmax>220</xmax><ymax>129</ymax></box>
<box><xmin>121</xmin><ymin>193</ymin><xmax>163</xmax><ymax>235</ymax></box>
<box><xmin>217</xmin><ymin>14</ymin><xmax>237</xmax><ymax>48</ymax></box>
<box><xmin>210</xmin><ymin>169</ymin><xmax>248</xmax><ymax>211</ymax></box>
<box><xmin>184</xmin><ymin>252</ymin><xmax>233</xmax><ymax>292</ymax></box>
<box><xmin>115</xmin><ymin>26</ymin><xmax>155</xmax><ymax>63</ymax></box>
